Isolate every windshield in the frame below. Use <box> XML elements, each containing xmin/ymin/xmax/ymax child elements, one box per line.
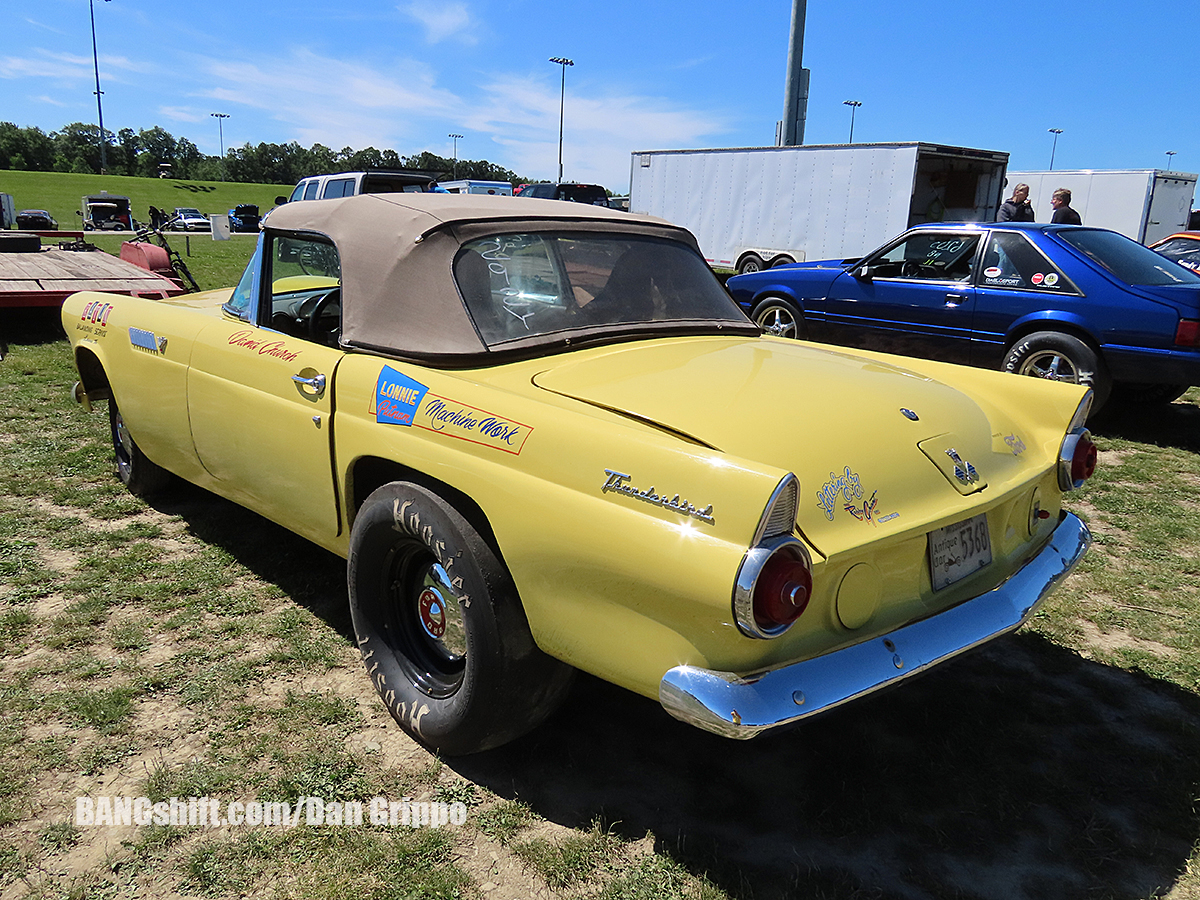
<box><xmin>454</xmin><ymin>232</ymin><xmax>748</xmax><ymax>346</ymax></box>
<box><xmin>1058</xmin><ymin>229</ymin><xmax>1200</xmax><ymax>286</ymax></box>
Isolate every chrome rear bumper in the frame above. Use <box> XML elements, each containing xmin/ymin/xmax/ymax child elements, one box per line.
<box><xmin>659</xmin><ymin>512</ymin><xmax>1090</xmax><ymax>739</ymax></box>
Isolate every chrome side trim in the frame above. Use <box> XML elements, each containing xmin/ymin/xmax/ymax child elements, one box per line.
<box><xmin>662</xmin><ymin>511</ymin><xmax>1090</xmax><ymax>739</ymax></box>
<box><xmin>752</xmin><ymin>473</ymin><xmax>799</xmax><ymax>545</ymax></box>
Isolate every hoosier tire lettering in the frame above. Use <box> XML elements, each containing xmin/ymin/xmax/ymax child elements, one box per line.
<box><xmin>348</xmin><ymin>482</ymin><xmax>574</xmax><ymax>755</ymax></box>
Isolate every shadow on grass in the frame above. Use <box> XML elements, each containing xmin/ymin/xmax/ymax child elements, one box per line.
<box><xmin>125</xmin><ymin>450</ymin><xmax>1200</xmax><ymax>899</ymax></box>
<box><xmin>1091</xmin><ymin>394</ymin><xmax>1200</xmax><ymax>453</ymax></box>
<box><xmin>147</xmin><ymin>482</ymin><xmax>353</xmax><ymax>641</ymax></box>
<box><xmin>455</xmin><ymin>635</ymin><xmax>1200</xmax><ymax>900</ymax></box>
<box><xmin>0</xmin><ymin>308</ymin><xmax>66</xmax><ymax>355</ymax></box>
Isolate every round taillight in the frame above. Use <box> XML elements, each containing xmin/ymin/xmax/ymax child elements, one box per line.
<box><xmin>753</xmin><ymin>549</ymin><xmax>813</xmax><ymax>633</ymax></box>
<box><xmin>1059</xmin><ymin>429</ymin><xmax>1097</xmax><ymax>491</ymax></box>
<box><xmin>1071</xmin><ymin>432</ymin><xmax>1097</xmax><ymax>484</ymax></box>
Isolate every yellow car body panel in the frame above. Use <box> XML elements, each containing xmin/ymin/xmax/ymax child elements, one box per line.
<box><xmin>62</xmin><ymin>196</ymin><xmax>1094</xmax><ymax>749</ymax></box>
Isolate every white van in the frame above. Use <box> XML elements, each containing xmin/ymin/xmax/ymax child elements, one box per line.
<box><xmin>283</xmin><ymin>169</ymin><xmax>441</xmax><ymax>203</ymax></box>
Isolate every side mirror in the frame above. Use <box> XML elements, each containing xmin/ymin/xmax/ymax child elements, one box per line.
<box><xmin>854</xmin><ymin>264</ymin><xmax>873</xmax><ymax>281</ymax></box>
<box><xmin>274</xmin><ymin>196</ymin><xmax>288</xmax><ymax>206</ymax></box>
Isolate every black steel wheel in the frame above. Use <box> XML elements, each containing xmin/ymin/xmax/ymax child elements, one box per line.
<box><xmin>737</xmin><ymin>253</ymin><xmax>766</xmax><ymax>275</ymax></box>
<box><xmin>108</xmin><ymin>399</ymin><xmax>173</xmax><ymax>497</ymax></box>
<box><xmin>348</xmin><ymin>482</ymin><xmax>574</xmax><ymax>755</ymax></box>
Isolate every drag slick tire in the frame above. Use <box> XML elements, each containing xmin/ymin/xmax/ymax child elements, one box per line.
<box><xmin>1002</xmin><ymin>331</ymin><xmax>1110</xmax><ymax>409</ymax></box>
<box><xmin>109</xmin><ymin>399</ymin><xmax>173</xmax><ymax>497</ymax></box>
<box><xmin>751</xmin><ymin>295</ymin><xmax>807</xmax><ymax>340</ymax></box>
<box><xmin>348</xmin><ymin>482</ymin><xmax>574</xmax><ymax>755</ymax></box>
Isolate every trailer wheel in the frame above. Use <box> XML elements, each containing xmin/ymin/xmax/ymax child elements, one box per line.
<box><xmin>737</xmin><ymin>253</ymin><xmax>766</xmax><ymax>275</ymax></box>
<box><xmin>751</xmin><ymin>296</ymin><xmax>807</xmax><ymax>340</ymax></box>
<box><xmin>770</xmin><ymin>255</ymin><xmax>795</xmax><ymax>268</ymax></box>
<box><xmin>0</xmin><ymin>233</ymin><xmax>41</xmax><ymax>253</ymax></box>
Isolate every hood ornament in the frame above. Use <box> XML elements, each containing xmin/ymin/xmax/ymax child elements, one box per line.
<box><xmin>900</xmin><ymin>408</ymin><xmax>919</xmax><ymax>421</ymax></box>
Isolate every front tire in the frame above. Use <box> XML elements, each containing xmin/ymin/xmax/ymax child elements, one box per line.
<box><xmin>1002</xmin><ymin>331</ymin><xmax>1110</xmax><ymax>409</ymax></box>
<box><xmin>751</xmin><ymin>296</ymin><xmax>807</xmax><ymax>340</ymax></box>
<box><xmin>348</xmin><ymin>482</ymin><xmax>574</xmax><ymax>755</ymax></box>
<box><xmin>109</xmin><ymin>399</ymin><xmax>173</xmax><ymax>497</ymax></box>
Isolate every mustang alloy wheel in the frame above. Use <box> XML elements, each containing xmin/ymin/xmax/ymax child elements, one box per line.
<box><xmin>1003</xmin><ymin>331</ymin><xmax>1110</xmax><ymax>410</ymax></box>
<box><xmin>751</xmin><ymin>296</ymin><xmax>807</xmax><ymax>340</ymax></box>
<box><xmin>108</xmin><ymin>399</ymin><xmax>173</xmax><ymax>497</ymax></box>
<box><xmin>348</xmin><ymin>482</ymin><xmax>574</xmax><ymax>755</ymax></box>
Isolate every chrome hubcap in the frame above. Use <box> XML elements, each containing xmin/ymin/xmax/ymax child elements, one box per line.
<box><xmin>1020</xmin><ymin>350</ymin><xmax>1081</xmax><ymax>383</ymax></box>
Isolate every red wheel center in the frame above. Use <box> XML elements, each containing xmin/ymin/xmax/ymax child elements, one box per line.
<box><xmin>418</xmin><ymin>588</ymin><xmax>447</xmax><ymax>639</ymax></box>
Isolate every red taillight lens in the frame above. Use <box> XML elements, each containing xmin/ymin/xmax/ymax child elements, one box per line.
<box><xmin>1059</xmin><ymin>429</ymin><xmax>1097</xmax><ymax>490</ymax></box>
<box><xmin>1071</xmin><ymin>432</ymin><xmax>1097</xmax><ymax>484</ymax></box>
<box><xmin>1175</xmin><ymin>319</ymin><xmax>1200</xmax><ymax>347</ymax></box>
<box><xmin>753</xmin><ymin>549</ymin><xmax>813</xmax><ymax>632</ymax></box>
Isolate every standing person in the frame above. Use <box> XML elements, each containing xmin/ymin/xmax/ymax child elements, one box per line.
<box><xmin>1050</xmin><ymin>188</ymin><xmax>1082</xmax><ymax>225</ymax></box>
<box><xmin>997</xmin><ymin>183</ymin><xmax>1035</xmax><ymax>222</ymax></box>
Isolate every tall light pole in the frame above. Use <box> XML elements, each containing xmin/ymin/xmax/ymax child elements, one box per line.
<box><xmin>549</xmin><ymin>57</ymin><xmax>574</xmax><ymax>183</ymax></box>
<box><xmin>843</xmin><ymin>100</ymin><xmax>862</xmax><ymax>144</ymax></box>
<box><xmin>1048</xmin><ymin>128</ymin><xmax>1063</xmax><ymax>170</ymax></box>
<box><xmin>448</xmin><ymin>133</ymin><xmax>463</xmax><ymax>179</ymax></box>
<box><xmin>1165</xmin><ymin>150</ymin><xmax>1177</xmax><ymax>171</ymax></box>
<box><xmin>89</xmin><ymin>0</ymin><xmax>112</xmax><ymax>173</ymax></box>
<box><xmin>211</xmin><ymin>113</ymin><xmax>229</xmax><ymax>181</ymax></box>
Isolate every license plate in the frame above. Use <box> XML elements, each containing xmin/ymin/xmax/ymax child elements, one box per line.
<box><xmin>929</xmin><ymin>513</ymin><xmax>992</xmax><ymax>591</ymax></box>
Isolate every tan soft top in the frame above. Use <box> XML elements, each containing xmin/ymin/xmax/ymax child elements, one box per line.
<box><xmin>264</xmin><ymin>193</ymin><xmax>702</xmax><ymax>361</ymax></box>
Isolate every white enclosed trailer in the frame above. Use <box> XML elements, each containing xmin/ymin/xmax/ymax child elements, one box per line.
<box><xmin>629</xmin><ymin>142</ymin><xmax>1008</xmax><ymax>273</ymax></box>
<box><xmin>1005</xmin><ymin>169</ymin><xmax>1197</xmax><ymax>244</ymax></box>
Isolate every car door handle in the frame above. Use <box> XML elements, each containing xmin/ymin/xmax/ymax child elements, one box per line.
<box><xmin>944</xmin><ymin>293</ymin><xmax>968</xmax><ymax>307</ymax></box>
<box><xmin>292</xmin><ymin>372</ymin><xmax>327</xmax><ymax>394</ymax></box>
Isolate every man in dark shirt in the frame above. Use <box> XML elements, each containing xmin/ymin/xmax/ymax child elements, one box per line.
<box><xmin>1050</xmin><ymin>188</ymin><xmax>1082</xmax><ymax>225</ymax></box>
<box><xmin>997</xmin><ymin>183</ymin><xmax>1035</xmax><ymax>222</ymax></box>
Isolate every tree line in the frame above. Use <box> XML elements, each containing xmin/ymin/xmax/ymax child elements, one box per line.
<box><xmin>0</xmin><ymin>121</ymin><xmax>535</xmax><ymax>187</ymax></box>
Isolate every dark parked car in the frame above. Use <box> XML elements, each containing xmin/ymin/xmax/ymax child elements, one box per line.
<box><xmin>228</xmin><ymin>204</ymin><xmax>261</xmax><ymax>233</ymax></box>
<box><xmin>726</xmin><ymin>222</ymin><xmax>1200</xmax><ymax>410</ymax></box>
<box><xmin>515</xmin><ymin>182</ymin><xmax>608</xmax><ymax>205</ymax></box>
<box><xmin>15</xmin><ymin>209</ymin><xmax>57</xmax><ymax>230</ymax></box>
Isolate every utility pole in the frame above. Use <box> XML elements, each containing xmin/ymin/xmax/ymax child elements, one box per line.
<box><xmin>211</xmin><ymin>113</ymin><xmax>229</xmax><ymax>180</ymax></box>
<box><xmin>549</xmin><ymin>58</ymin><xmax>573</xmax><ymax>182</ymax></box>
<box><xmin>89</xmin><ymin>0</ymin><xmax>113</xmax><ymax>172</ymax></box>
<box><xmin>778</xmin><ymin>0</ymin><xmax>810</xmax><ymax>146</ymax></box>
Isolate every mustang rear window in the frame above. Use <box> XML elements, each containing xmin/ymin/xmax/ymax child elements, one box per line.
<box><xmin>454</xmin><ymin>233</ymin><xmax>748</xmax><ymax>346</ymax></box>
<box><xmin>1059</xmin><ymin>229</ymin><xmax>1200</xmax><ymax>286</ymax></box>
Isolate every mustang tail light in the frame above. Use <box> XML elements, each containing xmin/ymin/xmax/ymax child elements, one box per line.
<box><xmin>735</xmin><ymin>474</ymin><xmax>814</xmax><ymax>639</ymax></box>
<box><xmin>1058</xmin><ymin>396</ymin><xmax>1097</xmax><ymax>491</ymax></box>
<box><xmin>1174</xmin><ymin>319</ymin><xmax>1200</xmax><ymax>348</ymax></box>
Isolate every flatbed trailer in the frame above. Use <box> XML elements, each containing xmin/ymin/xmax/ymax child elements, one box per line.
<box><xmin>0</xmin><ymin>239</ymin><xmax>186</xmax><ymax>309</ymax></box>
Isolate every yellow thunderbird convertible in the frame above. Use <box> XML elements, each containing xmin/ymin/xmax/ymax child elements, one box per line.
<box><xmin>63</xmin><ymin>194</ymin><xmax>1096</xmax><ymax>755</ymax></box>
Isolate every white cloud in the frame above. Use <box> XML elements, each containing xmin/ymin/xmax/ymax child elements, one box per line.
<box><xmin>400</xmin><ymin>1</ymin><xmax>476</xmax><ymax>44</ymax></box>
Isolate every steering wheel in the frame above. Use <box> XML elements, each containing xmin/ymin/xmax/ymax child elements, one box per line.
<box><xmin>901</xmin><ymin>260</ymin><xmax>923</xmax><ymax>278</ymax></box>
<box><xmin>307</xmin><ymin>289</ymin><xmax>341</xmax><ymax>345</ymax></box>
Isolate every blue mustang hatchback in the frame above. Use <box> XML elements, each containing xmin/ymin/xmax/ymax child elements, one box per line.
<box><xmin>726</xmin><ymin>223</ymin><xmax>1200</xmax><ymax>409</ymax></box>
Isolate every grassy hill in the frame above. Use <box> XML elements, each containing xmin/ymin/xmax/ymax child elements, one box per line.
<box><xmin>0</xmin><ymin>169</ymin><xmax>292</xmax><ymax>232</ymax></box>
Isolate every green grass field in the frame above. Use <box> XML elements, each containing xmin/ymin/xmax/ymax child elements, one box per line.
<box><xmin>0</xmin><ymin>169</ymin><xmax>292</xmax><ymax>235</ymax></box>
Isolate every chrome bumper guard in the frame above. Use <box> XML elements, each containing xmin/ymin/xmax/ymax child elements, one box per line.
<box><xmin>660</xmin><ymin>512</ymin><xmax>1090</xmax><ymax>739</ymax></box>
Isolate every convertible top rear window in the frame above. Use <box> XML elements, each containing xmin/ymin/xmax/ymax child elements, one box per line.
<box><xmin>1059</xmin><ymin>229</ymin><xmax>1200</xmax><ymax>286</ymax></box>
<box><xmin>455</xmin><ymin>233</ymin><xmax>749</xmax><ymax>347</ymax></box>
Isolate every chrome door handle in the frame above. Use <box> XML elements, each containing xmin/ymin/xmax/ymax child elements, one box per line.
<box><xmin>944</xmin><ymin>293</ymin><xmax>967</xmax><ymax>307</ymax></box>
<box><xmin>292</xmin><ymin>373</ymin><xmax>327</xmax><ymax>394</ymax></box>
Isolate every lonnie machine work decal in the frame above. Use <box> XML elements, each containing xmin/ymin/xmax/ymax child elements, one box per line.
<box><xmin>374</xmin><ymin>366</ymin><xmax>533</xmax><ymax>454</ymax></box>
<box><xmin>818</xmin><ymin>466</ymin><xmax>896</xmax><ymax>525</ymax></box>
<box><xmin>601</xmin><ymin>470</ymin><xmax>715</xmax><ymax>524</ymax></box>
<box><xmin>376</xmin><ymin>366</ymin><xmax>429</xmax><ymax>427</ymax></box>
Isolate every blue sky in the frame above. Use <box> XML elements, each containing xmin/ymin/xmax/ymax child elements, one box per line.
<box><xmin>2</xmin><ymin>1</ymin><xmax>1192</xmax><ymax>193</ymax></box>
